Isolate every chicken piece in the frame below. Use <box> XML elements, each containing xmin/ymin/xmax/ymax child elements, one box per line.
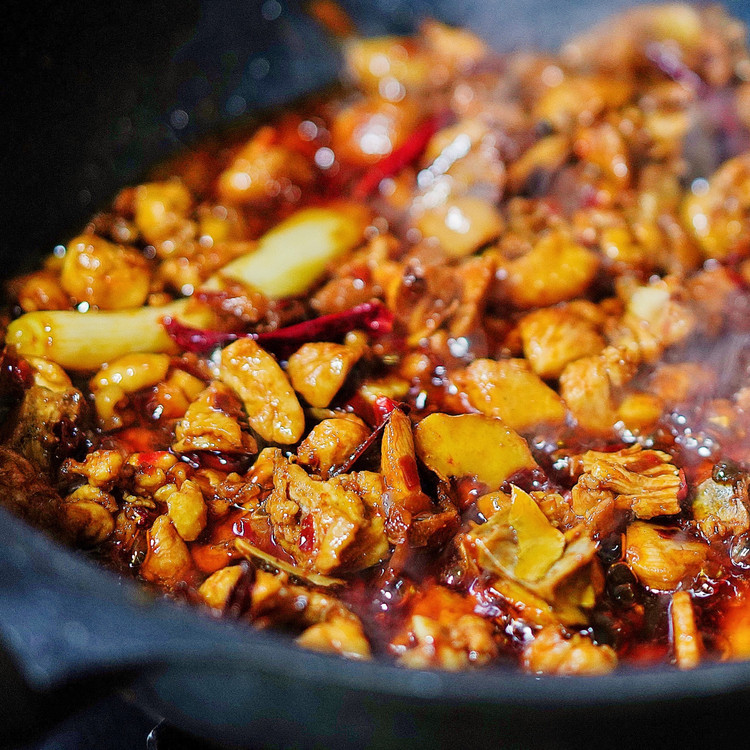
<box><xmin>682</xmin><ymin>152</ymin><xmax>750</xmax><ymax>260</ymax></box>
<box><xmin>0</xmin><ymin>448</ymin><xmax>79</xmax><ymax>542</ymax></box>
<box><xmin>532</xmin><ymin>75</ymin><xmax>633</xmax><ymax>132</ymax></box>
<box><xmin>65</xmin><ymin>483</ymin><xmax>118</xmax><ymax>513</ymax></box>
<box><xmin>392</xmin><ymin>587</ymin><xmax>497</xmax><ymax>670</ymax></box>
<box><xmin>670</xmin><ymin>590</ymin><xmax>702</xmax><ymax>670</ymax></box>
<box><xmin>63</xmin><ymin>450</ymin><xmax>124</xmax><ymax>490</ymax></box>
<box><xmin>576</xmin><ymin>446</ymin><xmax>685</xmax><ymax>519</ymax></box>
<box><xmin>647</xmin><ymin>363</ymin><xmax>717</xmax><ymax>406</ymax></box>
<box><xmin>148</xmin><ymin>368</ymin><xmax>206</xmax><ymax>421</ymax></box>
<box><xmin>415</xmin><ymin>196</ymin><xmax>504</xmax><ymax>259</ymax></box>
<box><xmin>155</xmin><ymin>479</ymin><xmax>207</xmax><ymax>542</ymax></box>
<box><xmin>8</xmin><ymin>384</ymin><xmax>83</xmax><ymax>473</ymax></box>
<box><xmin>518</xmin><ymin>306</ymin><xmax>605</xmax><ymax>379</ymax></box>
<box><xmin>297</xmin><ymin>416</ymin><xmax>370</xmax><ymax>476</ymax></box>
<box><xmin>297</xmin><ymin>615</ymin><xmax>372</xmax><ymax>660</ymax></box>
<box><xmin>199</xmin><ymin>565</ymin><xmax>247</xmax><ymax>611</ymax></box>
<box><xmin>343</xmin><ymin>36</ymin><xmax>434</xmax><ymax>94</ymax></box>
<box><xmin>574</xmin><ymin>120</ymin><xmax>631</xmax><ymax>191</ymax></box>
<box><xmin>172</xmin><ymin>382</ymin><xmax>258</xmax><ymax>455</ymax></box>
<box><xmin>460</xmin><ymin>358</ymin><xmax>567</xmax><ymax>432</ymax></box>
<box><xmin>503</xmin><ymin>230</ymin><xmax>600</xmax><ymax>309</ymax></box>
<box><xmin>13</xmin><ymin>270</ymin><xmax>70</xmax><ymax>313</ymax></box>
<box><xmin>609</xmin><ymin>281</ymin><xmax>696</xmax><ymax>363</ymax></box>
<box><xmin>265</xmin><ymin>455</ymin><xmax>388</xmax><ymax>575</ymax></box>
<box><xmin>133</xmin><ymin>180</ymin><xmax>195</xmax><ymax>251</ymax></box>
<box><xmin>506</xmin><ymin>134</ymin><xmax>571</xmax><ymax>194</ymax></box>
<box><xmin>559</xmin><ymin>345</ymin><xmax>638</xmax><ymax>434</ymax></box>
<box><xmin>125</xmin><ymin>451</ymin><xmax>179</xmax><ymax>497</ymax></box>
<box><xmin>217</xmin><ymin>126</ymin><xmax>314</xmax><ymax>204</ymax></box>
<box><xmin>219</xmin><ymin>338</ymin><xmax>304</xmax><ymax>445</ymax></box>
<box><xmin>421</xmin><ymin>19</ymin><xmax>488</xmax><ymax>71</ymax></box>
<box><xmin>421</xmin><ymin>119</ymin><xmax>506</xmax><ymax>202</ymax></box>
<box><xmin>140</xmin><ymin>514</ymin><xmax>193</xmax><ymax>587</ymax></box>
<box><xmin>24</xmin><ymin>356</ymin><xmax>73</xmax><ymax>393</ymax></box>
<box><xmin>381</xmin><ymin>407</ymin><xmax>431</xmax><ymax>514</ymax></box>
<box><xmin>90</xmin><ymin>353</ymin><xmax>171</xmax><ymax>430</ymax></box>
<box><xmin>60</xmin><ymin>499</ymin><xmax>115</xmax><ymax>547</ymax></box>
<box><xmin>692</xmin><ymin>477</ymin><xmax>750</xmax><ymax>541</ymax></box>
<box><xmin>331</xmin><ymin>97</ymin><xmax>420</xmax><ymax>167</ymax></box>
<box><xmin>60</xmin><ymin>234</ymin><xmax>151</xmax><ymax>309</ymax></box>
<box><xmin>522</xmin><ymin>627</ymin><xmax>617</xmax><ymax>676</ymax></box>
<box><xmin>287</xmin><ymin>341</ymin><xmax>363</xmax><ymax>408</ymax></box>
<box><xmin>625</xmin><ymin>521</ymin><xmax>709</xmax><ymax>592</ymax></box>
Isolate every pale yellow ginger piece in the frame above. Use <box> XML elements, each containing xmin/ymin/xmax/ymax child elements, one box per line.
<box><xmin>414</xmin><ymin>413</ymin><xmax>537</xmax><ymax>491</ymax></box>
<box><xmin>297</xmin><ymin>416</ymin><xmax>370</xmax><ymax>476</ymax></box>
<box><xmin>90</xmin><ymin>353</ymin><xmax>171</xmax><ymax>429</ymax></box>
<box><xmin>156</xmin><ymin>479</ymin><xmax>207</xmax><ymax>542</ymax></box>
<box><xmin>60</xmin><ymin>234</ymin><xmax>151</xmax><ymax>310</ymax></box>
<box><xmin>460</xmin><ymin>358</ymin><xmax>567</xmax><ymax>432</ymax></box>
<box><xmin>504</xmin><ymin>230</ymin><xmax>599</xmax><ymax>309</ymax></box>
<box><xmin>616</xmin><ymin>392</ymin><xmax>664</xmax><ymax>432</ymax></box>
<box><xmin>415</xmin><ymin>196</ymin><xmax>504</xmax><ymax>258</ymax></box>
<box><xmin>287</xmin><ymin>341</ymin><xmax>363</xmax><ymax>408</ymax></box>
<box><xmin>217</xmin><ymin>127</ymin><xmax>313</xmax><ymax>205</ymax></box>
<box><xmin>172</xmin><ymin>382</ymin><xmax>257</xmax><ymax>454</ymax></box>
<box><xmin>670</xmin><ymin>590</ymin><xmax>702</xmax><ymax>670</ymax></box>
<box><xmin>522</xmin><ymin>626</ymin><xmax>617</xmax><ymax>676</ymax></box>
<box><xmin>199</xmin><ymin>565</ymin><xmax>246</xmax><ymax>610</ymax></box>
<box><xmin>133</xmin><ymin>180</ymin><xmax>194</xmax><ymax>250</ymax></box>
<box><xmin>504</xmin><ymin>486</ymin><xmax>567</xmax><ymax>582</ymax></box>
<box><xmin>265</xmin><ymin>455</ymin><xmax>387</xmax><ymax>575</ymax></box>
<box><xmin>559</xmin><ymin>345</ymin><xmax>638</xmax><ymax>434</ymax></box>
<box><xmin>141</xmin><ymin>515</ymin><xmax>193</xmax><ymax>587</ymax></box>
<box><xmin>5</xmin><ymin>300</ymin><xmax>191</xmax><ymax>371</ymax></box>
<box><xmin>63</xmin><ymin>450</ymin><xmax>124</xmax><ymax>489</ymax></box>
<box><xmin>469</xmin><ymin>489</ymin><xmax>599</xmax><ymax>624</ymax></box>
<box><xmin>207</xmin><ymin>206</ymin><xmax>368</xmax><ymax>299</ymax></box>
<box><xmin>692</xmin><ymin>477</ymin><xmax>750</xmax><ymax>541</ymax></box>
<box><xmin>578</xmin><ymin>446</ymin><xmax>684</xmax><ymax>519</ymax></box>
<box><xmin>518</xmin><ymin>307</ymin><xmax>605</xmax><ymax>379</ymax></box>
<box><xmin>682</xmin><ymin>152</ymin><xmax>750</xmax><ymax>260</ymax></box>
<box><xmin>219</xmin><ymin>338</ymin><xmax>305</xmax><ymax>445</ymax></box>
<box><xmin>297</xmin><ymin>615</ymin><xmax>372</xmax><ymax>660</ymax></box>
<box><xmin>625</xmin><ymin>521</ymin><xmax>708</xmax><ymax>592</ymax></box>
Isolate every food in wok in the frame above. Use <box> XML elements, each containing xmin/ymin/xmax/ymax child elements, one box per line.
<box><xmin>4</xmin><ymin>2</ymin><xmax>750</xmax><ymax>676</ymax></box>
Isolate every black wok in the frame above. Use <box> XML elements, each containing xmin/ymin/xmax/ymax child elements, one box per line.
<box><xmin>4</xmin><ymin>1</ymin><xmax>750</xmax><ymax>748</ymax></box>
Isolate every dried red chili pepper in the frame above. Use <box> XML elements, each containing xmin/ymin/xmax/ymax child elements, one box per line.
<box><xmin>351</xmin><ymin>116</ymin><xmax>442</xmax><ymax>200</ymax></box>
<box><xmin>162</xmin><ymin>300</ymin><xmax>394</xmax><ymax>356</ymax></box>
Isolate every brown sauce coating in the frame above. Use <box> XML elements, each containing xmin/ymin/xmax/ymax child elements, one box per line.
<box><xmin>5</xmin><ymin>3</ymin><xmax>750</xmax><ymax>674</ymax></box>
